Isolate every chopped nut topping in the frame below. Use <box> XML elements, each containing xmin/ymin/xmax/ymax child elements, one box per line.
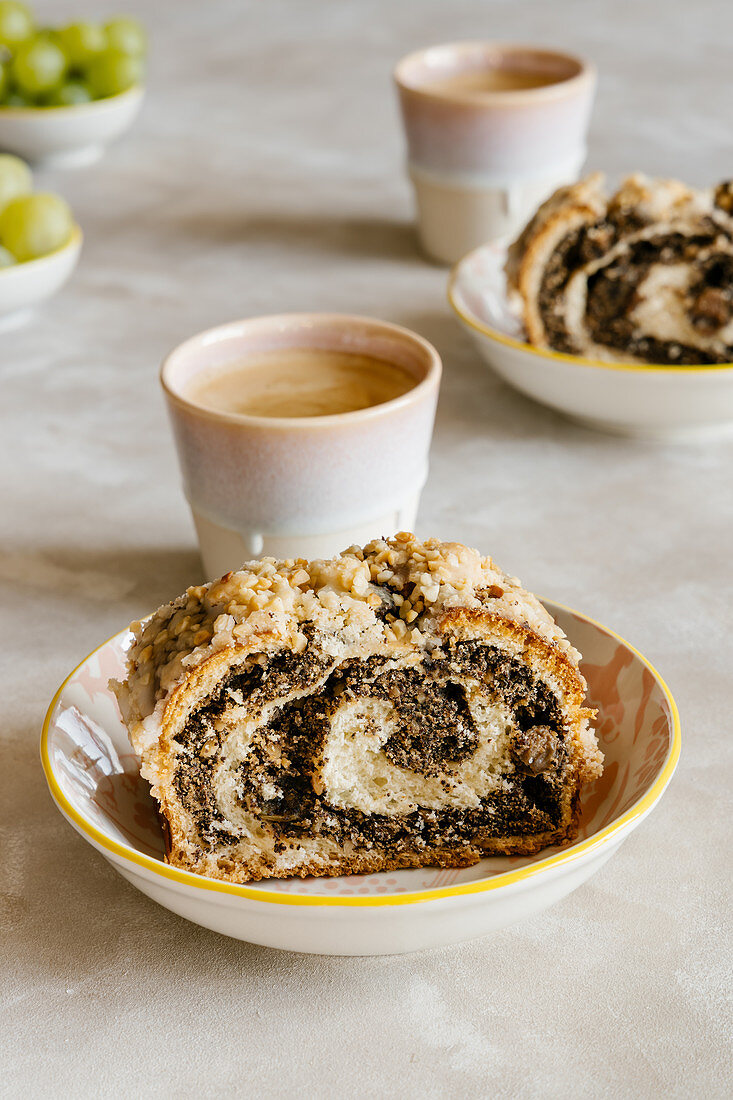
<box><xmin>114</xmin><ymin>534</ymin><xmax>579</xmax><ymax>731</ymax></box>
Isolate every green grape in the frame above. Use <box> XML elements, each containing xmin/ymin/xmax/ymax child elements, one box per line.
<box><xmin>11</xmin><ymin>38</ymin><xmax>67</xmax><ymax>95</ymax></box>
<box><xmin>57</xmin><ymin>22</ymin><xmax>106</xmax><ymax>67</ymax></box>
<box><xmin>36</xmin><ymin>26</ymin><xmax>62</xmax><ymax>43</ymax></box>
<box><xmin>0</xmin><ymin>1</ymin><xmax>34</xmax><ymax>48</ymax></box>
<box><xmin>0</xmin><ymin>153</ymin><xmax>32</xmax><ymax>209</ymax></box>
<box><xmin>0</xmin><ymin>192</ymin><xmax>74</xmax><ymax>261</ymax></box>
<box><xmin>104</xmin><ymin>16</ymin><xmax>146</xmax><ymax>57</ymax></box>
<box><xmin>0</xmin><ymin>243</ymin><xmax>16</xmax><ymax>266</ymax></box>
<box><xmin>3</xmin><ymin>90</ymin><xmax>31</xmax><ymax>106</ymax></box>
<box><xmin>45</xmin><ymin>80</ymin><xmax>92</xmax><ymax>107</ymax></box>
<box><xmin>87</xmin><ymin>48</ymin><xmax>142</xmax><ymax>98</ymax></box>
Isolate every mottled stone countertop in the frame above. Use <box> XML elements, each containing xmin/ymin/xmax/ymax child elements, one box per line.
<box><xmin>2</xmin><ymin>1</ymin><xmax>731</xmax><ymax>1096</ymax></box>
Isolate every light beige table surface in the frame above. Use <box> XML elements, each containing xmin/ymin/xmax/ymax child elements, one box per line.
<box><xmin>2</xmin><ymin>1</ymin><xmax>731</xmax><ymax>1096</ymax></box>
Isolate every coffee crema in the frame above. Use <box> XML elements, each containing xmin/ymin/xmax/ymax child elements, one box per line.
<box><xmin>423</xmin><ymin>67</ymin><xmax>562</xmax><ymax>96</ymax></box>
<box><xmin>183</xmin><ymin>347</ymin><xmax>416</xmax><ymax>419</ymax></box>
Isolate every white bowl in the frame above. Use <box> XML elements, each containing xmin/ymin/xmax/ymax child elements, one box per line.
<box><xmin>449</xmin><ymin>241</ymin><xmax>733</xmax><ymax>438</ymax></box>
<box><xmin>0</xmin><ymin>225</ymin><xmax>81</xmax><ymax>329</ymax></box>
<box><xmin>0</xmin><ymin>85</ymin><xmax>144</xmax><ymax>168</ymax></box>
<box><xmin>41</xmin><ymin>601</ymin><xmax>679</xmax><ymax>956</ymax></box>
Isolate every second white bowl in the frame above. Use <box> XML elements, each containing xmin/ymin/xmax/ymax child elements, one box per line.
<box><xmin>449</xmin><ymin>241</ymin><xmax>733</xmax><ymax>438</ymax></box>
<box><xmin>0</xmin><ymin>85</ymin><xmax>144</xmax><ymax>168</ymax></box>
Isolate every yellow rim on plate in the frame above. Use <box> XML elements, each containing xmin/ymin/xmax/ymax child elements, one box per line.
<box><xmin>447</xmin><ymin>251</ymin><xmax>733</xmax><ymax>375</ymax></box>
<box><xmin>40</xmin><ymin>601</ymin><xmax>681</xmax><ymax>908</ymax></box>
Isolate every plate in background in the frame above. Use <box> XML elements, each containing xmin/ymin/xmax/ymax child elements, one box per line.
<box><xmin>449</xmin><ymin>241</ymin><xmax>733</xmax><ymax>438</ymax></box>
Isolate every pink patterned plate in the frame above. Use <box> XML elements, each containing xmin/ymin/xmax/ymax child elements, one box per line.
<box><xmin>41</xmin><ymin>601</ymin><xmax>680</xmax><ymax>955</ymax></box>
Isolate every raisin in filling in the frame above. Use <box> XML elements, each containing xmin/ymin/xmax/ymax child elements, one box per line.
<box><xmin>173</xmin><ymin>640</ymin><xmax>570</xmax><ymax>853</ymax></box>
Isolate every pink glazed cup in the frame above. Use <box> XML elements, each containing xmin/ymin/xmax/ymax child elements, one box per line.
<box><xmin>161</xmin><ymin>313</ymin><xmax>442</xmax><ymax>578</ymax></box>
<box><xmin>395</xmin><ymin>42</ymin><xmax>596</xmax><ymax>264</ymax></box>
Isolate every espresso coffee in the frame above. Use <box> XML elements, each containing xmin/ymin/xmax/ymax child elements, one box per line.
<box><xmin>424</xmin><ymin>67</ymin><xmax>562</xmax><ymax>96</ymax></box>
<box><xmin>184</xmin><ymin>347</ymin><xmax>416</xmax><ymax>418</ymax></box>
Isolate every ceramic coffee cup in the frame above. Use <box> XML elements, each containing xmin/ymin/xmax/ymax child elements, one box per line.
<box><xmin>161</xmin><ymin>313</ymin><xmax>442</xmax><ymax>578</ymax></box>
<box><xmin>394</xmin><ymin>42</ymin><xmax>596</xmax><ymax>264</ymax></box>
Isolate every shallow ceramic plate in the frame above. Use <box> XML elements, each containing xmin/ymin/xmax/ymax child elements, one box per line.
<box><xmin>448</xmin><ymin>241</ymin><xmax>733</xmax><ymax>438</ymax></box>
<box><xmin>41</xmin><ymin>601</ymin><xmax>679</xmax><ymax>955</ymax></box>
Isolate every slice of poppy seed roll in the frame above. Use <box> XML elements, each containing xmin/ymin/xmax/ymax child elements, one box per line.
<box><xmin>506</xmin><ymin>173</ymin><xmax>733</xmax><ymax>364</ymax></box>
<box><xmin>111</xmin><ymin>534</ymin><xmax>602</xmax><ymax>884</ymax></box>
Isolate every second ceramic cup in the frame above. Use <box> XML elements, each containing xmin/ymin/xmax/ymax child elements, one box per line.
<box><xmin>395</xmin><ymin>42</ymin><xmax>596</xmax><ymax>264</ymax></box>
<box><xmin>161</xmin><ymin>313</ymin><xmax>442</xmax><ymax>578</ymax></box>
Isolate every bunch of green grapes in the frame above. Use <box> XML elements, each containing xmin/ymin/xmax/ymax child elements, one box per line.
<box><xmin>0</xmin><ymin>153</ymin><xmax>73</xmax><ymax>264</ymax></box>
<box><xmin>0</xmin><ymin>2</ymin><xmax>145</xmax><ymax>108</ymax></box>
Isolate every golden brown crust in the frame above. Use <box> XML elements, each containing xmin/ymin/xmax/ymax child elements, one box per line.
<box><xmin>505</xmin><ymin>172</ymin><xmax>606</xmax><ymax>297</ymax></box>
<box><xmin>167</xmin><ymin>822</ymin><xmax>582</xmax><ymax>885</ymax></box>
<box><xmin>517</xmin><ymin>202</ymin><xmax>604</xmax><ymax>346</ymax></box>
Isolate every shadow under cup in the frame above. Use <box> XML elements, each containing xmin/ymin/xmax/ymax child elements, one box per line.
<box><xmin>161</xmin><ymin>314</ymin><xmax>442</xmax><ymax>579</ymax></box>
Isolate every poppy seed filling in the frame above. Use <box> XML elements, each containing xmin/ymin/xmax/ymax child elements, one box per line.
<box><xmin>172</xmin><ymin>638</ymin><xmax>568</xmax><ymax>856</ymax></box>
<box><xmin>537</xmin><ymin>222</ymin><xmax>733</xmax><ymax>364</ymax></box>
